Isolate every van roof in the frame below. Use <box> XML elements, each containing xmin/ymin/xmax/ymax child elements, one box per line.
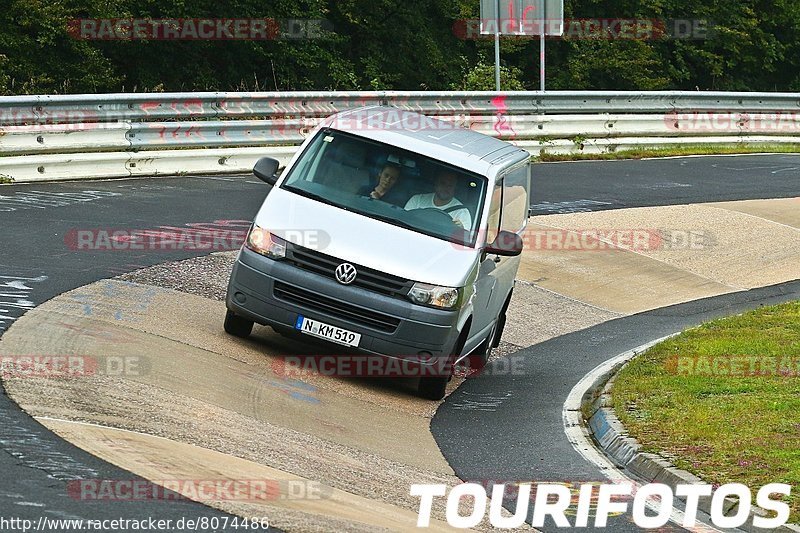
<box><xmin>323</xmin><ymin>106</ymin><xmax>529</xmax><ymax>175</ymax></box>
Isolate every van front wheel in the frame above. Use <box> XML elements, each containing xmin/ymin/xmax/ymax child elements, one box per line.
<box><xmin>418</xmin><ymin>376</ymin><xmax>449</xmax><ymax>401</ymax></box>
<box><xmin>224</xmin><ymin>310</ymin><xmax>253</xmax><ymax>338</ymax></box>
<box><xmin>470</xmin><ymin>321</ymin><xmax>498</xmax><ymax>372</ymax></box>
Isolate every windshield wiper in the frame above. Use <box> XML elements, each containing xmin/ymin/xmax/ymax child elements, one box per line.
<box><xmin>283</xmin><ymin>185</ymin><xmax>335</xmax><ymax>207</ymax></box>
<box><xmin>368</xmin><ymin>212</ymin><xmax>420</xmax><ymax>232</ymax></box>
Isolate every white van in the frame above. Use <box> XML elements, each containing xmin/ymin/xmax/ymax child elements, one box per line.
<box><xmin>224</xmin><ymin>106</ymin><xmax>530</xmax><ymax>399</ymax></box>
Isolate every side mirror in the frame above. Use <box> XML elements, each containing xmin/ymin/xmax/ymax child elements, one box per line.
<box><xmin>253</xmin><ymin>157</ymin><xmax>281</xmax><ymax>185</ymax></box>
<box><xmin>485</xmin><ymin>230</ymin><xmax>524</xmax><ymax>257</ymax></box>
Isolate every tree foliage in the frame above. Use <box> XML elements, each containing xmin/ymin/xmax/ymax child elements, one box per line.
<box><xmin>0</xmin><ymin>0</ymin><xmax>798</xmax><ymax>94</ymax></box>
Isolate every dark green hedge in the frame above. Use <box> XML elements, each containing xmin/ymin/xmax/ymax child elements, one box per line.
<box><xmin>1</xmin><ymin>0</ymin><xmax>797</xmax><ymax>94</ymax></box>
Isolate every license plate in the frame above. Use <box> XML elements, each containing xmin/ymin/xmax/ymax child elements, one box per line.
<box><xmin>294</xmin><ymin>315</ymin><xmax>361</xmax><ymax>347</ymax></box>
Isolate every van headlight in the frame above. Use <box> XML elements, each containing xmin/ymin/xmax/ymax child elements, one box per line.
<box><xmin>245</xmin><ymin>225</ymin><xmax>286</xmax><ymax>259</ymax></box>
<box><xmin>408</xmin><ymin>283</ymin><xmax>461</xmax><ymax>309</ymax></box>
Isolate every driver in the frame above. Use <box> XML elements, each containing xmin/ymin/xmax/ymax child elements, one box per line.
<box><xmin>404</xmin><ymin>170</ymin><xmax>472</xmax><ymax>229</ymax></box>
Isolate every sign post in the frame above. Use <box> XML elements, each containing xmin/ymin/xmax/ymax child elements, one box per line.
<box><xmin>495</xmin><ymin>0</ymin><xmax>501</xmax><ymax>91</ymax></box>
<box><xmin>540</xmin><ymin>1</ymin><xmax>546</xmax><ymax>91</ymax></box>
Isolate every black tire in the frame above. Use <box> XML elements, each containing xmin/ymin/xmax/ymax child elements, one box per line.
<box><xmin>418</xmin><ymin>326</ymin><xmax>468</xmax><ymax>400</ymax></box>
<box><xmin>224</xmin><ymin>310</ymin><xmax>253</xmax><ymax>338</ymax></box>
<box><xmin>418</xmin><ymin>376</ymin><xmax>449</xmax><ymax>401</ymax></box>
<box><xmin>467</xmin><ymin>318</ymin><xmax>500</xmax><ymax>373</ymax></box>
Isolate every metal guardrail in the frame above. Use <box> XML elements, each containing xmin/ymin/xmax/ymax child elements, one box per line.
<box><xmin>2</xmin><ymin>114</ymin><xmax>799</xmax><ymax>156</ymax></box>
<box><xmin>2</xmin><ymin>91</ymin><xmax>800</xmax><ymax>123</ymax></box>
<box><xmin>1</xmin><ymin>91</ymin><xmax>799</xmax><ymax>182</ymax></box>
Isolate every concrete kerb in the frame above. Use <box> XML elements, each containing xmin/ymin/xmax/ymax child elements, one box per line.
<box><xmin>580</xmin><ymin>337</ymin><xmax>800</xmax><ymax>533</ymax></box>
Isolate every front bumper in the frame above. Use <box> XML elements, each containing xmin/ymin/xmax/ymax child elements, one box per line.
<box><xmin>225</xmin><ymin>248</ymin><xmax>463</xmax><ymax>361</ymax></box>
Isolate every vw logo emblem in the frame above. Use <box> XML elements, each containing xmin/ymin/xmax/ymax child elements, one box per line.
<box><xmin>335</xmin><ymin>263</ymin><xmax>358</xmax><ymax>285</ymax></box>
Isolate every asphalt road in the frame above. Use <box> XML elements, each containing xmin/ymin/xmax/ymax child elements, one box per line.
<box><xmin>0</xmin><ymin>154</ymin><xmax>797</xmax><ymax>531</ymax></box>
<box><xmin>432</xmin><ymin>280</ymin><xmax>800</xmax><ymax>532</ymax></box>
<box><xmin>530</xmin><ymin>154</ymin><xmax>800</xmax><ymax>214</ymax></box>
<box><xmin>0</xmin><ymin>176</ymin><xmax>272</xmax><ymax>531</ymax></box>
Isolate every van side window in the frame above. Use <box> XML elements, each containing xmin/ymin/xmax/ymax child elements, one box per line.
<box><xmin>500</xmin><ymin>164</ymin><xmax>530</xmax><ymax>234</ymax></box>
<box><xmin>486</xmin><ymin>180</ymin><xmax>503</xmax><ymax>245</ymax></box>
<box><xmin>285</xmin><ymin>137</ymin><xmax>329</xmax><ymax>184</ymax></box>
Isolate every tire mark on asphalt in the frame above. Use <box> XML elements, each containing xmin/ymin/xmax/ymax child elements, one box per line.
<box><xmin>0</xmin><ymin>275</ymin><xmax>48</xmax><ymax>330</ymax></box>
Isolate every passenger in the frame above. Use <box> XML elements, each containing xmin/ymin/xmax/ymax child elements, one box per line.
<box><xmin>358</xmin><ymin>163</ymin><xmax>404</xmax><ymax>205</ymax></box>
<box><xmin>404</xmin><ymin>170</ymin><xmax>472</xmax><ymax>229</ymax></box>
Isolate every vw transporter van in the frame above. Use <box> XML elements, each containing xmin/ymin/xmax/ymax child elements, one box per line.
<box><xmin>224</xmin><ymin>106</ymin><xmax>530</xmax><ymax>400</ymax></box>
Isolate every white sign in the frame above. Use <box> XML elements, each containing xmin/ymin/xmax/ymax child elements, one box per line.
<box><xmin>480</xmin><ymin>0</ymin><xmax>564</xmax><ymax>36</ymax></box>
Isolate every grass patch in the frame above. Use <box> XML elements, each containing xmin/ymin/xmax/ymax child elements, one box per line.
<box><xmin>538</xmin><ymin>143</ymin><xmax>800</xmax><ymax>162</ymax></box>
<box><xmin>0</xmin><ymin>174</ymin><xmax>13</xmax><ymax>184</ymax></box>
<box><xmin>612</xmin><ymin>301</ymin><xmax>800</xmax><ymax>522</ymax></box>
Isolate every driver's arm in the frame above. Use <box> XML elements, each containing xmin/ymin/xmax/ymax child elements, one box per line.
<box><xmin>452</xmin><ymin>208</ymin><xmax>471</xmax><ymax>230</ymax></box>
<box><xmin>404</xmin><ymin>195</ymin><xmax>419</xmax><ymax>211</ymax></box>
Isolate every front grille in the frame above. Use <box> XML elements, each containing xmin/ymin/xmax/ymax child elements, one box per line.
<box><xmin>274</xmin><ymin>281</ymin><xmax>401</xmax><ymax>333</ymax></box>
<box><xmin>285</xmin><ymin>242</ymin><xmax>412</xmax><ymax>298</ymax></box>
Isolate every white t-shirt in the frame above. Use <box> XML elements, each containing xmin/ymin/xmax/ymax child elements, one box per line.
<box><xmin>404</xmin><ymin>193</ymin><xmax>472</xmax><ymax>229</ymax></box>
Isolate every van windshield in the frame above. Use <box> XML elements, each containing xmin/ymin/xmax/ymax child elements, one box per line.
<box><xmin>280</xmin><ymin>129</ymin><xmax>487</xmax><ymax>247</ymax></box>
